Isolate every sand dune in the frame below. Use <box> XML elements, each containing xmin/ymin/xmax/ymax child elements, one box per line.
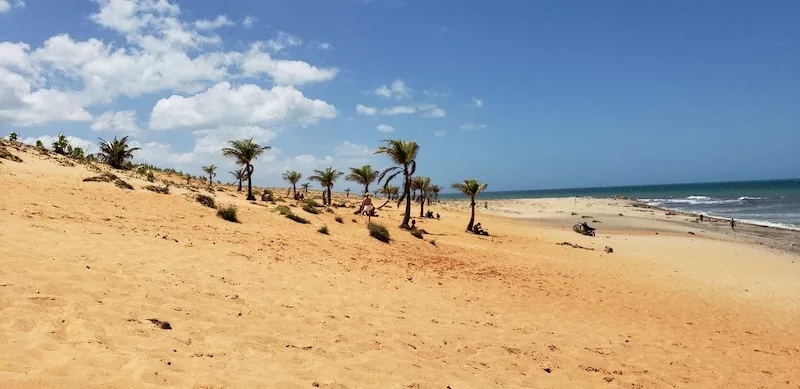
<box><xmin>1</xmin><ymin>142</ymin><xmax>799</xmax><ymax>388</ymax></box>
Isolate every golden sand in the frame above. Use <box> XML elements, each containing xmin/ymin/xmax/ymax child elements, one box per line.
<box><xmin>1</xmin><ymin>143</ymin><xmax>799</xmax><ymax>388</ymax></box>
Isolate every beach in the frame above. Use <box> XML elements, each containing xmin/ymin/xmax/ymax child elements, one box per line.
<box><xmin>2</xmin><ymin>142</ymin><xmax>800</xmax><ymax>388</ymax></box>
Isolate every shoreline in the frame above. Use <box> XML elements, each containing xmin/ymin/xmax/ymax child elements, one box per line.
<box><xmin>439</xmin><ymin>197</ymin><xmax>800</xmax><ymax>255</ymax></box>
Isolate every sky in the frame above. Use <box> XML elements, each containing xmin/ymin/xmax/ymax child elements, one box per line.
<box><xmin>1</xmin><ymin>0</ymin><xmax>798</xmax><ymax>192</ymax></box>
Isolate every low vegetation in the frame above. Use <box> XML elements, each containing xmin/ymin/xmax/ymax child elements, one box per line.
<box><xmin>196</xmin><ymin>194</ymin><xmax>216</xmax><ymax>208</ymax></box>
<box><xmin>317</xmin><ymin>225</ymin><xmax>329</xmax><ymax>235</ymax></box>
<box><xmin>285</xmin><ymin>213</ymin><xmax>310</xmax><ymax>224</ymax></box>
<box><xmin>410</xmin><ymin>230</ymin><xmax>424</xmax><ymax>239</ymax></box>
<box><xmin>275</xmin><ymin>205</ymin><xmax>292</xmax><ymax>215</ymax></box>
<box><xmin>302</xmin><ymin>204</ymin><xmax>320</xmax><ymax>214</ymax></box>
<box><xmin>335</xmin><ymin>216</ymin><xmax>344</xmax><ymax>223</ymax></box>
<box><xmin>144</xmin><ymin>184</ymin><xmax>170</xmax><ymax>194</ymax></box>
<box><xmin>83</xmin><ymin>172</ymin><xmax>133</xmax><ymax>190</ymax></box>
<box><xmin>217</xmin><ymin>205</ymin><xmax>239</xmax><ymax>223</ymax></box>
<box><xmin>302</xmin><ymin>199</ymin><xmax>323</xmax><ymax>208</ymax></box>
<box><xmin>0</xmin><ymin>147</ymin><xmax>22</xmax><ymax>163</ymax></box>
<box><xmin>368</xmin><ymin>222</ymin><xmax>390</xmax><ymax>243</ymax></box>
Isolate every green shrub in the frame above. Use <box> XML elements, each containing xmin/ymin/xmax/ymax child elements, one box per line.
<box><xmin>51</xmin><ymin>133</ymin><xmax>70</xmax><ymax>155</ymax></box>
<box><xmin>286</xmin><ymin>213</ymin><xmax>310</xmax><ymax>224</ymax></box>
<box><xmin>35</xmin><ymin>140</ymin><xmax>46</xmax><ymax>151</ymax></box>
<box><xmin>8</xmin><ymin>132</ymin><xmax>18</xmax><ymax>142</ymax></box>
<box><xmin>325</xmin><ymin>208</ymin><xmax>335</xmax><ymax>214</ymax></box>
<box><xmin>217</xmin><ymin>205</ymin><xmax>239</xmax><ymax>223</ymax></box>
<box><xmin>410</xmin><ymin>230</ymin><xmax>423</xmax><ymax>239</ymax></box>
<box><xmin>302</xmin><ymin>204</ymin><xmax>320</xmax><ymax>214</ymax></box>
<box><xmin>196</xmin><ymin>194</ymin><xmax>216</xmax><ymax>208</ymax></box>
<box><xmin>302</xmin><ymin>199</ymin><xmax>323</xmax><ymax>208</ymax></box>
<box><xmin>317</xmin><ymin>225</ymin><xmax>329</xmax><ymax>235</ymax></box>
<box><xmin>368</xmin><ymin>222</ymin><xmax>390</xmax><ymax>243</ymax></box>
<box><xmin>335</xmin><ymin>216</ymin><xmax>343</xmax><ymax>223</ymax></box>
<box><xmin>145</xmin><ymin>170</ymin><xmax>156</xmax><ymax>182</ymax></box>
<box><xmin>275</xmin><ymin>205</ymin><xmax>292</xmax><ymax>215</ymax></box>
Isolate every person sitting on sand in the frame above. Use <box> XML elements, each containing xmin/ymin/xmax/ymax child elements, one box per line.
<box><xmin>410</xmin><ymin>219</ymin><xmax>429</xmax><ymax>234</ymax></box>
<box><xmin>261</xmin><ymin>189</ymin><xmax>270</xmax><ymax>201</ymax></box>
<box><xmin>436</xmin><ymin>213</ymin><xmax>440</xmax><ymax>220</ymax></box>
<box><xmin>473</xmin><ymin>222</ymin><xmax>489</xmax><ymax>236</ymax></box>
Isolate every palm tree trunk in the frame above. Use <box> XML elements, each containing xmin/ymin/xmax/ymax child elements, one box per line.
<box><xmin>237</xmin><ymin>179</ymin><xmax>242</xmax><ymax>192</ymax></box>
<box><xmin>401</xmin><ymin>175</ymin><xmax>412</xmax><ymax>228</ymax></box>
<box><xmin>246</xmin><ymin>164</ymin><xmax>255</xmax><ymax>201</ymax></box>
<box><xmin>467</xmin><ymin>199</ymin><xmax>476</xmax><ymax>231</ymax></box>
<box><xmin>419</xmin><ymin>196</ymin><xmax>425</xmax><ymax>217</ymax></box>
<box><xmin>292</xmin><ymin>184</ymin><xmax>296</xmax><ymax>199</ymax></box>
<box><xmin>327</xmin><ymin>186</ymin><xmax>332</xmax><ymax>205</ymax></box>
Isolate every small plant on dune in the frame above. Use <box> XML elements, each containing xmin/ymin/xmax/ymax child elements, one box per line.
<box><xmin>144</xmin><ymin>184</ymin><xmax>169</xmax><ymax>194</ymax></box>
<box><xmin>302</xmin><ymin>198</ymin><xmax>323</xmax><ymax>208</ymax></box>
<box><xmin>325</xmin><ymin>207</ymin><xmax>335</xmax><ymax>214</ymax></box>
<box><xmin>352</xmin><ymin>218</ymin><xmax>358</xmax><ymax>223</ymax></box>
<box><xmin>302</xmin><ymin>203</ymin><xmax>320</xmax><ymax>214</ymax></box>
<box><xmin>285</xmin><ymin>213</ymin><xmax>310</xmax><ymax>224</ymax></box>
<box><xmin>217</xmin><ymin>205</ymin><xmax>239</xmax><ymax>223</ymax></box>
<box><xmin>51</xmin><ymin>133</ymin><xmax>70</xmax><ymax>155</ymax></box>
<box><xmin>410</xmin><ymin>230</ymin><xmax>424</xmax><ymax>239</ymax></box>
<box><xmin>35</xmin><ymin>140</ymin><xmax>46</xmax><ymax>151</ymax></box>
<box><xmin>0</xmin><ymin>147</ymin><xmax>23</xmax><ymax>162</ymax></box>
<box><xmin>368</xmin><ymin>222</ymin><xmax>390</xmax><ymax>243</ymax></box>
<box><xmin>196</xmin><ymin>194</ymin><xmax>216</xmax><ymax>208</ymax></box>
<box><xmin>275</xmin><ymin>205</ymin><xmax>292</xmax><ymax>215</ymax></box>
<box><xmin>430</xmin><ymin>239</ymin><xmax>437</xmax><ymax>246</ymax></box>
<box><xmin>8</xmin><ymin>132</ymin><xmax>18</xmax><ymax>142</ymax></box>
<box><xmin>335</xmin><ymin>216</ymin><xmax>344</xmax><ymax>223</ymax></box>
<box><xmin>69</xmin><ymin>146</ymin><xmax>85</xmax><ymax>160</ymax></box>
<box><xmin>318</xmin><ymin>225</ymin><xmax>329</xmax><ymax>235</ymax></box>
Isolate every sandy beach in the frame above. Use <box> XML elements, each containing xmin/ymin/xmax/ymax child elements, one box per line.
<box><xmin>2</xmin><ymin>141</ymin><xmax>800</xmax><ymax>388</ymax></box>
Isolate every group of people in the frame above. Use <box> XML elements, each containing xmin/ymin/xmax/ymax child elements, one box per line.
<box><xmin>424</xmin><ymin>210</ymin><xmax>440</xmax><ymax>220</ymax></box>
<box><xmin>294</xmin><ymin>192</ymin><xmax>305</xmax><ymax>201</ymax></box>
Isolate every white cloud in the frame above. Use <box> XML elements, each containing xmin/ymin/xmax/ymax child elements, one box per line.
<box><xmin>191</xmin><ymin>126</ymin><xmax>277</xmax><ymax>155</ymax></box>
<box><xmin>335</xmin><ymin>141</ymin><xmax>372</xmax><ymax>157</ymax></box>
<box><xmin>373</xmin><ymin>79</ymin><xmax>411</xmax><ymax>100</ymax></box>
<box><xmin>242</xmin><ymin>15</ymin><xmax>257</xmax><ymax>28</ymax></box>
<box><xmin>0</xmin><ymin>42</ymin><xmax>32</xmax><ymax>71</ymax></box>
<box><xmin>376</xmin><ymin>124</ymin><xmax>395</xmax><ymax>133</ymax></box>
<box><xmin>194</xmin><ymin>15</ymin><xmax>234</xmax><ymax>30</ymax></box>
<box><xmin>0</xmin><ymin>68</ymin><xmax>92</xmax><ymax>126</ymax></box>
<box><xmin>419</xmin><ymin>104</ymin><xmax>446</xmax><ymax>118</ymax></box>
<box><xmin>317</xmin><ymin>42</ymin><xmax>332</xmax><ymax>50</ymax></box>
<box><xmin>0</xmin><ymin>0</ymin><xmax>24</xmax><ymax>13</ymax></box>
<box><xmin>241</xmin><ymin>42</ymin><xmax>338</xmax><ymax>85</ymax></box>
<box><xmin>91</xmin><ymin>110</ymin><xmax>141</xmax><ymax>134</ymax></box>
<box><xmin>434</xmin><ymin>131</ymin><xmax>445</xmax><ymax>137</ymax></box>
<box><xmin>472</xmin><ymin>96</ymin><xmax>483</xmax><ymax>108</ymax></box>
<box><xmin>356</xmin><ymin>104</ymin><xmax>377</xmax><ymax>116</ymax></box>
<box><xmin>460</xmin><ymin>122</ymin><xmax>487</xmax><ymax>131</ymax></box>
<box><xmin>422</xmin><ymin>89</ymin><xmax>449</xmax><ymax>98</ymax></box>
<box><xmin>261</xmin><ymin>31</ymin><xmax>302</xmax><ymax>53</ymax></box>
<box><xmin>22</xmin><ymin>135</ymin><xmax>97</xmax><ymax>154</ymax></box>
<box><xmin>149</xmin><ymin>82</ymin><xmax>336</xmax><ymax>130</ymax></box>
<box><xmin>380</xmin><ymin>105</ymin><xmax>416</xmax><ymax>115</ymax></box>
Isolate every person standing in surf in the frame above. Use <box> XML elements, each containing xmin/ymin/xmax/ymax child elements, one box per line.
<box><xmin>730</xmin><ymin>218</ymin><xmax>736</xmax><ymax>230</ymax></box>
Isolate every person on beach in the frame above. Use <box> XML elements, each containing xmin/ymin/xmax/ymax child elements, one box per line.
<box><xmin>730</xmin><ymin>218</ymin><xmax>736</xmax><ymax>230</ymax></box>
<box><xmin>699</xmin><ymin>214</ymin><xmax>704</xmax><ymax>222</ymax></box>
<box><xmin>361</xmin><ymin>194</ymin><xmax>374</xmax><ymax>222</ymax></box>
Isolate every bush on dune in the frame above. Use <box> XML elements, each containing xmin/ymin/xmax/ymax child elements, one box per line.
<box><xmin>286</xmin><ymin>213</ymin><xmax>310</xmax><ymax>224</ymax></box>
<box><xmin>335</xmin><ymin>216</ymin><xmax>344</xmax><ymax>223</ymax></box>
<box><xmin>410</xmin><ymin>230</ymin><xmax>423</xmax><ymax>239</ymax></box>
<box><xmin>275</xmin><ymin>205</ymin><xmax>292</xmax><ymax>215</ymax></box>
<box><xmin>318</xmin><ymin>225</ymin><xmax>329</xmax><ymax>235</ymax></box>
<box><xmin>368</xmin><ymin>222</ymin><xmax>390</xmax><ymax>243</ymax></box>
<box><xmin>217</xmin><ymin>205</ymin><xmax>239</xmax><ymax>223</ymax></box>
<box><xmin>302</xmin><ymin>204</ymin><xmax>320</xmax><ymax>214</ymax></box>
<box><xmin>196</xmin><ymin>194</ymin><xmax>216</xmax><ymax>208</ymax></box>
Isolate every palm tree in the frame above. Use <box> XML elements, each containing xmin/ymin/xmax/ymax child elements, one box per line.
<box><xmin>344</xmin><ymin>188</ymin><xmax>351</xmax><ymax>197</ymax></box>
<box><xmin>221</xmin><ymin>138</ymin><xmax>271</xmax><ymax>201</ymax></box>
<box><xmin>451</xmin><ymin>179</ymin><xmax>488</xmax><ymax>232</ymax></box>
<box><xmin>345</xmin><ymin>165</ymin><xmax>379</xmax><ymax>196</ymax></box>
<box><xmin>308</xmin><ymin>167</ymin><xmax>343</xmax><ymax>206</ymax></box>
<box><xmin>301</xmin><ymin>182</ymin><xmax>310</xmax><ymax>194</ymax></box>
<box><xmin>376</xmin><ymin>139</ymin><xmax>419</xmax><ymax>229</ymax></box>
<box><xmin>230</xmin><ymin>169</ymin><xmax>245</xmax><ymax>192</ymax></box>
<box><xmin>97</xmin><ymin>136</ymin><xmax>141</xmax><ymax>170</ymax></box>
<box><xmin>384</xmin><ymin>185</ymin><xmax>399</xmax><ymax>200</ymax></box>
<box><xmin>202</xmin><ymin>164</ymin><xmax>217</xmax><ymax>188</ymax></box>
<box><xmin>429</xmin><ymin>184</ymin><xmax>441</xmax><ymax>204</ymax></box>
<box><xmin>412</xmin><ymin>176</ymin><xmax>431</xmax><ymax>217</ymax></box>
<box><xmin>282</xmin><ymin>170</ymin><xmax>302</xmax><ymax>199</ymax></box>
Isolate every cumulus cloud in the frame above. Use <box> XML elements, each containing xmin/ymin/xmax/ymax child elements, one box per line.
<box><xmin>373</xmin><ymin>79</ymin><xmax>411</xmax><ymax>100</ymax></box>
<box><xmin>380</xmin><ymin>105</ymin><xmax>416</xmax><ymax>115</ymax></box>
<box><xmin>0</xmin><ymin>0</ymin><xmax>24</xmax><ymax>13</ymax></box>
<box><xmin>335</xmin><ymin>141</ymin><xmax>372</xmax><ymax>158</ymax></box>
<box><xmin>194</xmin><ymin>15</ymin><xmax>234</xmax><ymax>30</ymax></box>
<box><xmin>376</xmin><ymin>124</ymin><xmax>395</xmax><ymax>133</ymax></box>
<box><xmin>460</xmin><ymin>122</ymin><xmax>487</xmax><ymax>131</ymax></box>
<box><xmin>241</xmin><ymin>42</ymin><xmax>338</xmax><ymax>85</ymax></box>
<box><xmin>261</xmin><ymin>31</ymin><xmax>302</xmax><ymax>53</ymax></box>
<box><xmin>242</xmin><ymin>15</ymin><xmax>257</xmax><ymax>28</ymax></box>
<box><xmin>0</xmin><ymin>68</ymin><xmax>92</xmax><ymax>126</ymax></box>
<box><xmin>419</xmin><ymin>104</ymin><xmax>446</xmax><ymax>118</ymax></box>
<box><xmin>149</xmin><ymin>82</ymin><xmax>336</xmax><ymax>130</ymax></box>
<box><xmin>356</xmin><ymin>104</ymin><xmax>377</xmax><ymax>116</ymax></box>
<box><xmin>91</xmin><ymin>110</ymin><xmax>141</xmax><ymax>134</ymax></box>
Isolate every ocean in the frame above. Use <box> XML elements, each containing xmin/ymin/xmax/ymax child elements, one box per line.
<box><xmin>439</xmin><ymin>179</ymin><xmax>800</xmax><ymax>230</ymax></box>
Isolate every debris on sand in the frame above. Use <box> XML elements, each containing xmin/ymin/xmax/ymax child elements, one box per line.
<box><xmin>147</xmin><ymin>318</ymin><xmax>172</xmax><ymax>330</ymax></box>
<box><xmin>557</xmin><ymin>242</ymin><xmax>594</xmax><ymax>251</ymax></box>
<box><xmin>604</xmin><ymin>246</ymin><xmax>614</xmax><ymax>253</ymax></box>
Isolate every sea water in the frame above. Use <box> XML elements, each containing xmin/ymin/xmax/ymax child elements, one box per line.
<box><xmin>439</xmin><ymin>179</ymin><xmax>800</xmax><ymax>230</ymax></box>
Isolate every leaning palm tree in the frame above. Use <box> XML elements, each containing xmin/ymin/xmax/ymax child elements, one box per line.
<box><xmin>375</xmin><ymin>139</ymin><xmax>419</xmax><ymax>229</ymax></box>
<box><xmin>451</xmin><ymin>179</ymin><xmax>488</xmax><ymax>232</ymax></box>
<box><xmin>412</xmin><ymin>176</ymin><xmax>431</xmax><ymax>217</ymax></box>
<box><xmin>229</xmin><ymin>169</ymin><xmax>246</xmax><ymax>192</ymax></box>
<box><xmin>97</xmin><ymin>136</ymin><xmax>141</xmax><ymax>170</ymax></box>
<box><xmin>282</xmin><ymin>170</ymin><xmax>302</xmax><ymax>198</ymax></box>
<box><xmin>221</xmin><ymin>138</ymin><xmax>271</xmax><ymax>201</ymax></box>
<box><xmin>202</xmin><ymin>164</ymin><xmax>217</xmax><ymax>188</ymax></box>
<box><xmin>308</xmin><ymin>167</ymin><xmax>343</xmax><ymax>206</ymax></box>
<box><xmin>301</xmin><ymin>182</ymin><xmax>310</xmax><ymax>194</ymax></box>
<box><xmin>345</xmin><ymin>165</ymin><xmax>379</xmax><ymax>196</ymax></box>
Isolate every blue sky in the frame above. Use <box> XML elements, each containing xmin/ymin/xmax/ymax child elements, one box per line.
<box><xmin>1</xmin><ymin>0</ymin><xmax>798</xmax><ymax>192</ymax></box>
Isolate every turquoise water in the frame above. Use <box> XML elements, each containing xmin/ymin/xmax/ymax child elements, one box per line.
<box><xmin>440</xmin><ymin>179</ymin><xmax>800</xmax><ymax>229</ymax></box>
